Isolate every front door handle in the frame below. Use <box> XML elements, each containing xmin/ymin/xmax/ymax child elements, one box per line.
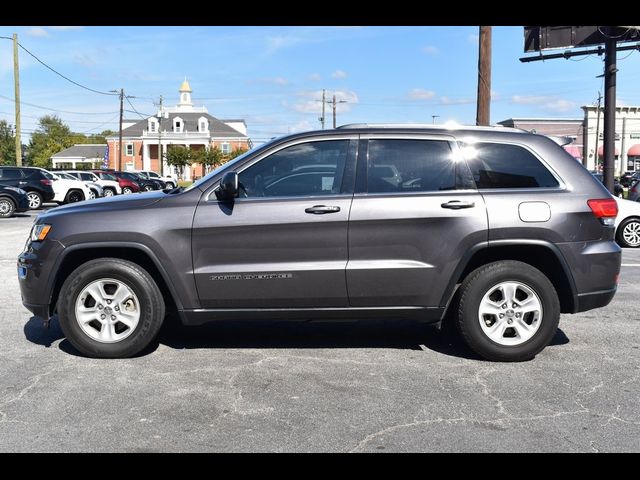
<box><xmin>305</xmin><ymin>205</ymin><xmax>341</xmax><ymax>214</ymax></box>
<box><xmin>441</xmin><ymin>200</ymin><xmax>475</xmax><ymax>210</ymax></box>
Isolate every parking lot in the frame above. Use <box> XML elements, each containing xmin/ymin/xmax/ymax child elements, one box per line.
<box><xmin>0</xmin><ymin>206</ymin><xmax>639</xmax><ymax>452</ymax></box>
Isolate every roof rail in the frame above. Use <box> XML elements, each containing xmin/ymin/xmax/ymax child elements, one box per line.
<box><xmin>336</xmin><ymin>122</ymin><xmax>525</xmax><ymax>132</ymax></box>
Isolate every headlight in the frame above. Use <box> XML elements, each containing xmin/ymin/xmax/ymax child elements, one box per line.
<box><xmin>30</xmin><ymin>224</ymin><xmax>52</xmax><ymax>242</ymax></box>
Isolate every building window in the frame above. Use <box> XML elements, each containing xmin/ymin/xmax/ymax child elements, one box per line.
<box><xmin>221</xmin><ymin>142</ymin><xmax>231</xmax><ymax>154</ymax></box>
<box><xmin>126</xmin><ymin>143</ymin><xmax>134</xmax><ymax>156</ymax></box>
<box><xmin>173</xmin><ymin>117</ymin><xmax>183</xmax><ymax>133</ymax></box>
<box><xmin>198</xmin><ymin>116</ymin><xmax>208</xmax><ymax>133</ymax></box>
<box><xmin>182</xmin><ymin>93</ymin><xmax>187</xmax><ymax>102</ymax></box>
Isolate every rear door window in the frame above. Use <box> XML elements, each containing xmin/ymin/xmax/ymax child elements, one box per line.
<box><xmin>0</xmin><ymin>168</ymin><xmax>22</xmax><ymax>180</ymax></box>
<box><xmin>462</xmin><ymin>142</ymin><xmax>559</xmax><ymax>189</ymax></box>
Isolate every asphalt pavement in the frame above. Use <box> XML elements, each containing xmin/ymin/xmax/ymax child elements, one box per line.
<box><xmin>0</xmin><ymin>206</ymin><xmax>638</xmax><ymax>452</ymax></box>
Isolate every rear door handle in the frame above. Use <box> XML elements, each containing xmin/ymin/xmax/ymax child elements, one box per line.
<box><xmin>441</xmin><ymin>200</ymin><xmax>475</xmax><ymax>210</ymax></box>
<box><xmin>305</xmin><ymin>205</ymin><xmax>341</xmax><ymax>214</ymax></box>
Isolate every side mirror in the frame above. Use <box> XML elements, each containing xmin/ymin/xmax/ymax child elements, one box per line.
<box><xmin>217</xmin><ymin>171</ymin><xmax>239</xmax><ymax>201</ymax></box>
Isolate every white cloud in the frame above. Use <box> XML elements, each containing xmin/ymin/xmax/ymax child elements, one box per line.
<box><xmin>408</xmin><ymin>88</ymin><xmax>436</xmax><ymax>100</ymax></box>
<box><xmin>511</xmin><ymin>95</ymin><xmax>576</xmax><ymax>113</ymax></box>
<box><xmin>308</xmin><ymin>73</ymin><xmax>322</xmax><ymax>81</ymax></box>
<box><xmin>74</xmin><ymin>53</ymin><xmax>96</xmax><ymax>68</ymax></box>
<box><xmin>468</xmin><ymin>33</ymin><xmax>479</xmax><ymax>45</ymax></box>
<box><xmin>265</xmin><ymin>76</ymin><xmax>289</xmax><ymax>86</ymax></box>
<box><xmin>422</xmin><ymin>45</ymin><xmax>439</xmax><ymax>55</ymax></box>
<box><xmin>289</xmin><ymin>119</ymin><xmax>314</xmax><ymax>133</ymax></box>
<box><xmin>265</xmin><ymin>34</ymin><xmax>302</xmax><ymax>54</ymax></box>
<box><xmin>290</xmin><ymin>89</ymin><xmax>358</xmax><ymax>114</ymax></box>
<box><xmin>440</xmin><ymin>96</ymin><xmax>474</xmax><ymax>105</ymax></box>
<box><xmin>25</xmin><ymin>27</ymin><xmax>48</xmax><ymax>37</ymax></box>
<box><xmin>332</xmin><ymin>69</ymin><xmax>347</xmax><ymax>79</ymax></box>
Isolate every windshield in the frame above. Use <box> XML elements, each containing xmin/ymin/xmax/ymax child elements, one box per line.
<box><xmin>183</xmin><ymin>141</ymin><xmax>276</xmax><ymax>192</ymax></box>
<box><xmin>40</xmin><ymin>170</ymin><xmax>55</xmax><ymax>180</ymax></box>
<box><xmin>99</xmin><ymin>172</ymin><xmax>117</xmax><ymax>181</ymax></box>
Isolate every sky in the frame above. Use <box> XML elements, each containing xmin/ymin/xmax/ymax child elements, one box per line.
<box><xmin>1</xmin><ymin>25</ymin><xmax>640</xmax><ymax>145</ymax></box>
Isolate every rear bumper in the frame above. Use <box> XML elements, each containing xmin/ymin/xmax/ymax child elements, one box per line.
<box><xmin>574</xmin><ymin>287</ymin><xmax>617</xmax><ymax>313</ymax></box>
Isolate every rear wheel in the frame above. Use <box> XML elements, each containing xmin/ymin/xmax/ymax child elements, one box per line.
<box><xmin>57</xmin><ymin>258</ymin><xmax>165</xmax><ymax>358</ymax></box>
<box><xmin>455</xmin><ymin>260</ymin><xmax>560</xmax><ymax>362</ymax></box>
<box><xmin>165</xmin><ymin>182</ymin><xmax>176</xmax><ymax>189</ymax></box>
<box><xmin>617</xmin><ymin>217</ymin><xmax>640</xmax><ymax>248</ymax></box>
<box><xmin>0</xmin><ymin>197</ymin><xmax>16</xmax><ymax>218</ymax></box>
<box><xmin>88</xmin><ymin>190</ymin><xmax>96</xmax><ymax>200</ymax></box>
<box><xmin>26</xmin><ymin>191</ymin><xmax>43</xmax><ymax>209</ymax></box>
<box><xmin>122</xmin><ymin>186</ymin><xmax>133</xmax><ymax>194</ymax></box>
<box><xmin>143</xmin><ymin>185</ymin><xmax>153</xmax><ymax>192</ymax></box>
<box><xmin>65</xmin><ymin>189</ymin><xmax>85</xmax><ymax>204</ymax></box>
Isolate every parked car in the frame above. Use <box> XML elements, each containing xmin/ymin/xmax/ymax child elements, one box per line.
<box><xmin>614</xmin><ymin>197</ymin><xmax>640</xmax><ymax>248</ymax></box>
<box><xmin>18</xmin><ymin>125</ymin><xmax>621</xmax><ymax>361</ymax></box>
<box><xmin>47</xmin><ymin>171</ymin><xmax>92</xmax><ymax>204</ymax></box>
<box><xmin>591</xmin><ymin>172</ymin><xmax>624</xmax><ymax>197</ymax></box>
<box><xmin>62</xmin><ymin>170</ymin><xmax>121</xmax><ymax>197</ymax></box>
<box><xmin>0</xmin><ymin>184</ymin><xmax>29</xmax><ymax>218</ymax></box>
<box><xmin>136</xmin><ymin>170</ymin><xmax>177</xmax><ymax>189</ymax></box>
<box><xmin>619</xmin><ymin>172</ymin><xmax>637</xmax><ymax>188</ymax></box>
<box><xmin>103</xmin><ymin>170</ymin><xmax>164</xmax><ymax>192</ymax></box>
<box><xmin>0</xmin><ymin>166</ymin><xmax>55</xmax><ymax>209</ymax></box>
<box><xmin>55</xmin><ymin>172</ymin><xmax>103</xmax><ymax>200</ymax></box>
<box><xmin>92</xmin><ymin>170</ymin><xmax>140</xmax><ymax>194</ymax></box>
<box><xmin>628</xmin><ymin>178</ymin><xmax>640</xmax><ymax>202</ymax></box>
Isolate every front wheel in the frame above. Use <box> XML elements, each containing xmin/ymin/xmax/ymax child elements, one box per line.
<box><xmin>143</xmin><ymin>185</ymin><xmax>153</xmax><ymax>192</ymax></box>
<box><xmin>65</xmin><ymin>190</ymin><xmax>84</xmax><ymax>204</ymax></box>
<box><xmin>103</xmin><ymin>188</ymin><xmax>115</xmax><ymax>197</ymax></box>
<box><xmin>57</xmin><ymin>258</ymin><xmax>165</xmax><ymax>358</ymax></box>
<box><xmin>0</xmin><ymin>197</ymin><xmax>16</xmax><ymax>218</ymax></box>
<box><xmin>165</xmin><ymin>182</ymin><xmax>176</xmax><ymax>189</ymax></box>
<box><xmin>122</xmin><ymin>186</ymin><xmax>133</xmax><ymax>195</ymax></box>
<box><xmin>617</xmin><ymin>217</ymin><xmax>640</xmax><ymax>248</ymax></box>
<box><xmin>455</xmin><ymin>260</ymin><xmax>560</xmax><ymax>362</ymax></box>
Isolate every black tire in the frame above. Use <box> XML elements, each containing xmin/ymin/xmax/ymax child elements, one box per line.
<box><xmin>455</xmin><ymin>260</ymin><xmax>560</xmax><ymax>362</ymax></box>
<box><xmin>26</xmin><ymin>191</ymin><xmax>43</xmax><ymax>210</ymax></box>
<box><xmin>0</xmin><ymin>197</ymin><xmax>16</xmax><ymax>218</ymax></box>
<box><xmin>57</xmin><ymin>258</ymin><xmax>165</xmax><ymax>358</ymax></box>
<box><xmin>143</xmin><ymin>185</ymin><xmax>153</xmax><ymax>192</ymax></box>
<box><xmin>166</xmin><ymin>182</ymin><xmax>176</xmax><ymax>189</ymax></box>
<box><xmin>122</xmin><ymin>186</ymin><xmax>133</xmax><ymax>194</ymax></box>
<box><xmin>65</xmin><ymin>189</ymin><xmax>84</xmax><ymax>204</ymax></box>
<box><xmin>103</xmin><ymin>187</ymin><xmax>116</xmax><ymax>197</ymax></box>
<box><xmin>616</xmin><ymin>217</ymin><xmax>640</xmax><ymax>248</ymax></box>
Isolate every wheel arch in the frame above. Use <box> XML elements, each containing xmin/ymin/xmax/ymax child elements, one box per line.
<box><xmin>49</xmin><ymin>243</ymin><xmax>183</xmax><ymax>319</ymax></box>
<box><xmin>441</xmin><ymin>240</ymin><xmax>577</xmax><ymax>314</ymax></box>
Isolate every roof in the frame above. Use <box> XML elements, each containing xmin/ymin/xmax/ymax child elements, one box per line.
<box><xmin>51</xmin><ymin>144</ymin><xmax>107</xmax><ymax>158</ymax></box>
<box><xmin>337</xmin><ymin>123</ymin><xmax>526</xmax><ymax>133</ymax></box>
<box><xmin>112</xmin><ymin>112</ymin><xmax>247</xmax><ymax>138</ymax></box>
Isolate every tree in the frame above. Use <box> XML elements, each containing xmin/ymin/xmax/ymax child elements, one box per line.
<box><xmin>165</xmin><ymin>145</ymin><xmax>193</xmax><ymax>180</ymax></box>
<box><xmin>26</xmin><ymin>115</ymin><xmax>75</xmax><ymax>168</ymax></box>
<box><xmin>193</xmin><ymin>146</ymin><xmax>223</xmax><ymax>174</ymax></box>
<box><xmin>227</xmin><ymin>147</ymin><xmax>248</xmax><ymax>160</ymax></box>
<box><xmin>0</xmin><ymin>120</ymin><xmax>16</xmax><ymax>165</ymax></box>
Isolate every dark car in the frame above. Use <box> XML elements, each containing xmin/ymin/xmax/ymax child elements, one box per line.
<box><xmin>591</xmin><ymin>172</ymin><xmax>624</xmax><ymax>197</ymax></box>
<box><xmin>92</xmin><ymin>170</ymin><xmax>140</xmax><ymax>194</ymax></box>
<box><xmin>18</xmin><ymin>124</ymin><xmax>621</xmax><ymax>362</ymax></box>
<box><xmin>619</xmin><ymin>172</ymin><xmax>636</xmax><ymax>188</ymax></box>
<box><xmin>107</xmin><ymin>170</ymin><xmax>164</xmax><ymax>192</ymax></box>
<box><xmin>0</xmin><ymin>166</ymin><xmax>56</xmax><ymax>209</ymax></box>
<box><xmin>0</xmin><ymin>184</ymin><xmax>29</xmax><ymax>218</ymax></box>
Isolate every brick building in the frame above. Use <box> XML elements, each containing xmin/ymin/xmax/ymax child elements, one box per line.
<box><xmin>105</xmin><ymin>79</ymin><xmax>250</xmax><ymax>180</ymax></box>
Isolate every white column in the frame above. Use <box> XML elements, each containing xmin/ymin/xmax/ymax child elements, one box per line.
<box><xmin>143</xmin><ymin>143</ymin><xmax>151</xmax><ymax>170</ymax></box>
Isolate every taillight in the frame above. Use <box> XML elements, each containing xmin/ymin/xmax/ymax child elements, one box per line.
<box><xmin>40</xmin><ymin>179</ymin><xmax>52</xmax><ymax>186</ymax></box>
<box><xmin>587</xmin><ymin>198</ymin><xmax>618</xmax><ymax>226</ymax></box>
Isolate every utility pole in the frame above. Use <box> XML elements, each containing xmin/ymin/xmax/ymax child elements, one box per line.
<box><xmin>158</xmin><ymin>95</ymin><xmax>163</xmax><ymax>176</ymax></box>
<box><xmin>332</xmin><ymin>94</ymin><xmax>337</xmax><ymax>129</ymax></box>
<box><xmin>476</xmin><ymin>26</ymin><xmax>492</xmax><ymax>126</ymax></box>
<box><xmin>320</xmin><ymin>89</ymin><xmax>326</xmax><ymax>129</ymax></box>
<box><xmin>594</xmin><ymin>92</ymin><xmax>602</xmax><ymax>171</ymax></box>
<box><xmin>603</xmin><ymin>30</ymin><xmax>617</xmax><ymax>194</ymax></box>
<box><xmin>117</xmin><ymin>89</ymin><xmax>124</xmax><ymax>171</ymax></box>
<box><xmin>620</xmin><ymin>117</ymin><xmax>627</xmax><ymax>177</ymax></box>
<box><xmin>13</xmin><ymin>33</ymin><xmax>22</xmax><ymax>166</ymax></box>
<box><xmin>432</xmin><ymin>115</ymin><xmax>440</xmax><ymax>124</ymax></box>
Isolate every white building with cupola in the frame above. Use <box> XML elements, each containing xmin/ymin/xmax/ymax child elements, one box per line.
<box><xmin>105</xmin><ymin>79</ymin><xmax>251</xmax><ymax>180</ymax></box>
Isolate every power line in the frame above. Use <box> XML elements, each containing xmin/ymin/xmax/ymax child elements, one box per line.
<box><xmin>0</xmin><ymin>36</ymin><xmax>118</xmax><ymax>97</ymax></box>
<box><xmin>124</xmin><ymin>95</ymin><xmax>149</xmax><ymax>119</ymax></box>
<box><xmin>0</xmin><ymin>94</ymin><xmax>118</xmax><ymax>115</ymax></box>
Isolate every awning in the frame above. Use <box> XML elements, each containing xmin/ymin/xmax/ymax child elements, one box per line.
<box><xmin>563</xmin><ymin>145</ymin><xmax>582</xmax><ymax>159</ymax></box>
<box><xmin>597</xmin><ymin>145</ymin><xmax>620</xmax><ymax>156</ymax></box>
<box><xmin>628</xmin><ymin>144</ymin><xmax>640</xmax><ymax>156</ymax></box>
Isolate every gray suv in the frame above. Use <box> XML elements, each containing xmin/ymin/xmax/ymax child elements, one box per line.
<box><xmin>18</xmin><ymin>124</ymin><xmax>621</xmax><ymax>361</ymax></box>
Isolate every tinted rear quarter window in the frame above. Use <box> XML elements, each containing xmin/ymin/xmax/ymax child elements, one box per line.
<box><xmin>0</xmin><ymin>168</ymin><xmax>22</xmax><ymax>180</ymax></box>
<box><xmin>464</xmin><ymin>142</ymin><xmax>559</xmax><ymax>189</ymax></box>
<box><xmin>367</xmin><ymin>139</ymin><xmax>470</xmax><ymax>193</ymax></box>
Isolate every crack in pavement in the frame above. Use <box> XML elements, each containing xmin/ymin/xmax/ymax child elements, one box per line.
<box><xmin>0</xmin><ymin>367</ymin><xmax>60</xmax><ymax>424</ymax></box>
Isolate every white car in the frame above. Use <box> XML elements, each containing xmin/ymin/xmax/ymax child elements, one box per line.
<box><xmin>136</xmin><ymin>170</ymin><xmax>178</xmax><ymax>189</ymax></box>
<box><xmin>615</xmin><ymin>197</ymin><xmax>640</xmax><ymax>248</ymax></box>
<box><xmin>62</xmin><ymin>170</ymin><xmax>122</xmax><ymax>197</ymax></box>
<box><xmin>39</xmin><ymin>170</ymin><xmax>93</xmax><ymax>204</ymax></box>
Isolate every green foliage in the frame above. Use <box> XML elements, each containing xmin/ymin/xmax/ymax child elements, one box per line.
<box><xmin>193</xmin><ymin>146</ymin><xmax>223</xmax><ymax>173</ymax></box>
<box><xmin>26</xmin><ymin>115</ymin><xmax>77</xmax><ymax>168</ymax></box>
<box><xmin>0</xmin><ymin>120</ymin><xmax>16</xmax><ymax>165</ymax></box>
<box><xmin>227</xmin><ymin>147</ymin><xmax>248</xmax><ymax>160</ymax></box>
<box><xmin>165</xmin><ymin>145</ymin><xmax>193</xmax><ymax>179</ymax></box>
